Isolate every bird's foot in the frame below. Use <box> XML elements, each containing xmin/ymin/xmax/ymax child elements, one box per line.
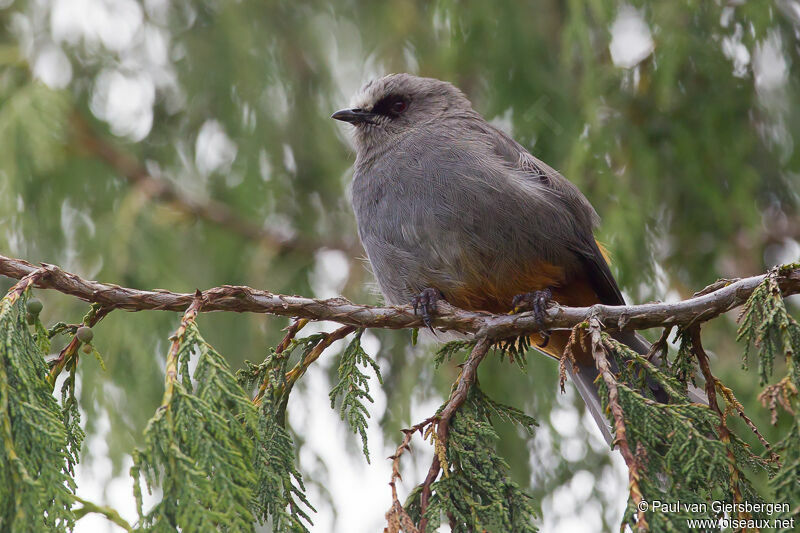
<box><xmin>512</xmin><ymin>288</ymin><xmax>554</xmax><ymax>347</ymax></box>
<box><xmin>512</xmin><ymin>288</ymin><xmax>553</xmax><ymax>317</ymax></box>
<box><xmin>412</xmin><ymin>288</ymin><xmax>444</xmax><ymax>330</ymax></box>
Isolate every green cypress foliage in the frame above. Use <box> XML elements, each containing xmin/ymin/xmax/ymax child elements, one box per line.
<box><xmin>434</xmin><ymin>340</ymin><xmax>476</xmax><ymax>369</ymax></box>
<box><xmin>411</xmin><ymin>384</ymin><xmax>538</xmax><ymax>532</ymax></box>
<box><xmin>131</xmin><ymin>318</ymin><xmax>258</xmax><ymax>532</ymax></box>
<box><xmin>0</xmin><ymin>289</ymin><xmax>77</xmax><ymax>532</ymax></box>
<box><xmin>3</xmin><ymin>267</ymin><xmax>800</xmax><ymax>532</ymax></box>
<box><xmin>329</xmin><ymin>329</ymin><xmax>383</xmax><ymax>462</ymax></box>
<box><xmin>738</xmin><ymin>266</ymin><xmax>800</xmax><ymax>385</ymax></box>
<box><xmin>739</xmin><ymin>266</ymin><xmax>800</xmax><ymax>522</ymax></box>
<box><xmin>238</xmin><ymin>337</ymin><xmax>317</xmax><ymax>532</ymax></box>
<box><xmin>59</xmin><ymin>344</ymin><xmax>84</xmax><ymax>479</ymax></box>
<box><xmin>592</xmin><ymin>334</ymin><xmax>773</xmax><ymax>531</ymax></box>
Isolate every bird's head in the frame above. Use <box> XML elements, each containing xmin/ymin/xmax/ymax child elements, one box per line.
<box><xmin>332</xmin><ymin>73</ymin><xmax>473</xmax><ymax>152</ymax></box>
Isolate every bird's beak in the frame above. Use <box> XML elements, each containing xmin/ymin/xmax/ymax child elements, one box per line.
<box><xmin>331</xmin><ymin>108</ymin><xmax>375</xmax><ymax>124</ymax></box>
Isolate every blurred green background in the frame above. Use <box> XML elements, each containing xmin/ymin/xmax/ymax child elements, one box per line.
<box><xmin>1</xmin><ymin>0</ymin><xmax>798</xmax><ymax>531</ymax></box>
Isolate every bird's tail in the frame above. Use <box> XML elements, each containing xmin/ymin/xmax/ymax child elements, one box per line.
<box><xmin>541</xmin><ymin>330</ymin><xmax>707</xmax><ymax>444</ymax></box>
<box><xmin>566</xmin><ymin>360</ymin><xmax>613</xmax><ymax>442</ymax></box>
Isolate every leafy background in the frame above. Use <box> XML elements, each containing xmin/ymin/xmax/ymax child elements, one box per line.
<box><xmin>0</xmin><ymin>0</ymin><xmax>798</xmax><ymax>531</ymax></box>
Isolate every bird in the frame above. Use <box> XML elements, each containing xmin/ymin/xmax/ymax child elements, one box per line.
<box><xmin>332</xmin><ymin>73</ymin><xmax>698</xmax><ymax>442</ymax></box>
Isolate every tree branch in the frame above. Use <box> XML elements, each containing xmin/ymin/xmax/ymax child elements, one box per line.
<box><xmin>588</xmin><ymin>317</ymin><xmax>647</xmax><ymax>531</ymax></box>
<box><xmin>284</xmin><ymin>324</ymin><xmax>356</xmax><ymax>384</ymax></box>
<box><xmin>691</xmin><ymin>326</ymin><xmax>750</xmax><ymax>521</ymax></box>
<box><xmin>386</xmin><ymin>417</ymin><xmax>435</xmax><ymax>533</ymax></box>
<box><xmin>418</xmin><ymin>336</ymin><xmax>492</xmax><ymax>530</ymax></box>
<box><xmin>2</xmin><ymin>255</ymin><xmax>799</xmax><ymax>339</ymax></box>
<box><xmin>3</xmin><ymin>254</ymin><xmax>797</xmax><ymax>532</ymax></box>
<box><xmin>161</xmin><ymin>291</ymin><xmax>204</xmax><ymax>410</ymax></box>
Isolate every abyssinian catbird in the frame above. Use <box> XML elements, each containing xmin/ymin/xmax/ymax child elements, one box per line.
<box><xmin>332</xmin><ymin>73</ymin><xmax>701</xmax><ymax>442</ymax></box>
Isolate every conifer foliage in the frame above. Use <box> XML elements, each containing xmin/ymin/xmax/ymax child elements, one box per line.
<box><xmin>329</xmin><ymin>328</ymin><xmax>383</xmax><ymax>462</ymax></box>
<box><xmin>238</xmin><ymin>332</ymin><xmax>320</xmax><ymax>532</ymax></box>
<box><xmin>0</xmin><ymin>261</ymin><xmax>799</xmax><ymax>532</ymax></box>
<box><xmin>410</xmin><ymin>384</ymin><xmax>539</xmax><ymax>532</ymax></box>
<box><xmin>131</xmin><ymin>297</ymin><xmax>259</xmax><ymax>532</ymax></box>
<box><xmin>741</xmin><ymin>265</ymin><xmax>800</xmax><ymax>522</ymax></box>
<box><xmin>0</xmin><ymin>276</ymin><xmax>77</xmax><ymax>532</ymax></box>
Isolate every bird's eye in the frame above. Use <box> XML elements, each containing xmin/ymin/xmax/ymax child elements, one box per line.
<box><xmin>391</xmin><ymin>100</ymin><xmax>408</xmax><ymax>114</ymax></box>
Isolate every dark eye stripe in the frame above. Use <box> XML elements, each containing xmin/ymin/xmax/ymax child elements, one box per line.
<box><xmin>372</xmin><ymin>94</ymin><xmax>409</xmax><ymax>116</ymax></box>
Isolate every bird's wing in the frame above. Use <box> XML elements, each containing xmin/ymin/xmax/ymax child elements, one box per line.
<box><xmin>479</xmin><ymin>122</ymin><xmax>627</xmax><ymax>306</ymax></box>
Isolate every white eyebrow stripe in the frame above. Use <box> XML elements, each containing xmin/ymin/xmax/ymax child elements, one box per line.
<box><xmin>349</xmin><ymin>74</ymin><xmax>399</xmax><ymax>110</ymax></box>
<box><xmin>350</xmin><ymin>85</ymin><xmax>379</xmax><ymax>110</ymax></box>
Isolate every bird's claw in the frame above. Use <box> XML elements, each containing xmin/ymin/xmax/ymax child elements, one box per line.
<box><xmin>511</xmin><ymin>288</ymin><xmax>554</xmax><ymax>339</ymax></box>
<box><xmin>537</xmin><ymin>330</ymin><xmax>551</xmax><ymax>348</ymax></box>
<box><xmin>412</xmin><ymin>288</ymin><xmax>443</xmax><ymax>330</ymax></box>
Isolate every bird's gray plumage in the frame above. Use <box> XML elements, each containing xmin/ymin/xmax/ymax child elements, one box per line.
<box><xmin>347</xmin><ymin>74</ymin><xmax>619</xmax><ymax>308</ymax></box>
<box><xmin>335</xmin><ymin>73</ymin><xmax>704</xmax><ymax>443</ymax></box>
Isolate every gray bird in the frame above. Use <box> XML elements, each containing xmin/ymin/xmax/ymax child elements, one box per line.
<box><xmin>332</xmin><ymin>73</ymin><xmax>700</xmax><ymax>442</ymax></box>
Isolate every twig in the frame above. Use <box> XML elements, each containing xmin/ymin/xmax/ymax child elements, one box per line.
<box><xmin>418</xmin><ymin>336</ymin><xmax>492</xmax><ymax>532</ymax></box>
<box><xmin>46</xmin><ymin>305</ymin><xmax>112</xmax><ymax>389</ymax></box>
<box><xmin>645</xmin><ymin>325</ymin><xmax>673</xmax><ymax>363</ymax></box>
<box><xmin>284</xmin><ymin>324</ymin><xmax>356</xmax><ymax>385</ymax></box>
<box><xmin>72</xmin><ymin>495</ymin><xmax>133</xmax><ymax>532</ymax></box>
<box><xmin>385</xmin><ymin>417</ymin><xmax>436</xmax><ymax>533</ymax></box>
<box><xmin>277</xmin><ymin>318</ymin><xmax>309</xmax><ymax>353</ymax></box>
<box><xmin>3</xmin><ymin>266</ymin><xmax>47</xmax><ymax>304</ymax></box>
<box><xmin>560</xmin><ymin>325</ymin><xmax>583</xmax><ymax>393</ymax></box>
<box><xmin>693</xmin><ymin>278</ymin><xmax>738</xmax><ymax>297</ymax></box>
<box><xmin>588</xmin><ymin>317</ymin><xmax>648</xmax><ymax>532</ymax></box>
<box><xmin>2</xmin><ymin>255</ymin><xmax>799</xmax><ymax>338</ymax></box>
<box><xmin>758</xmin><ymin>376</ymin><xmax>797</xmax><ymax>424</ymax></box>
<box><xmin>160</xmin><ymin>291</ymin><xmax>204</xmax><ymax>410</ymax></box>
<box><xmin>715</xmin><ymin>380</ymin><xmax>780</xmax><ymax>464</ymax></box>
<box><xmin>252</xmin><ymin>318</ymin><xmax>308</xmax><ymax>404</ymax></box>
